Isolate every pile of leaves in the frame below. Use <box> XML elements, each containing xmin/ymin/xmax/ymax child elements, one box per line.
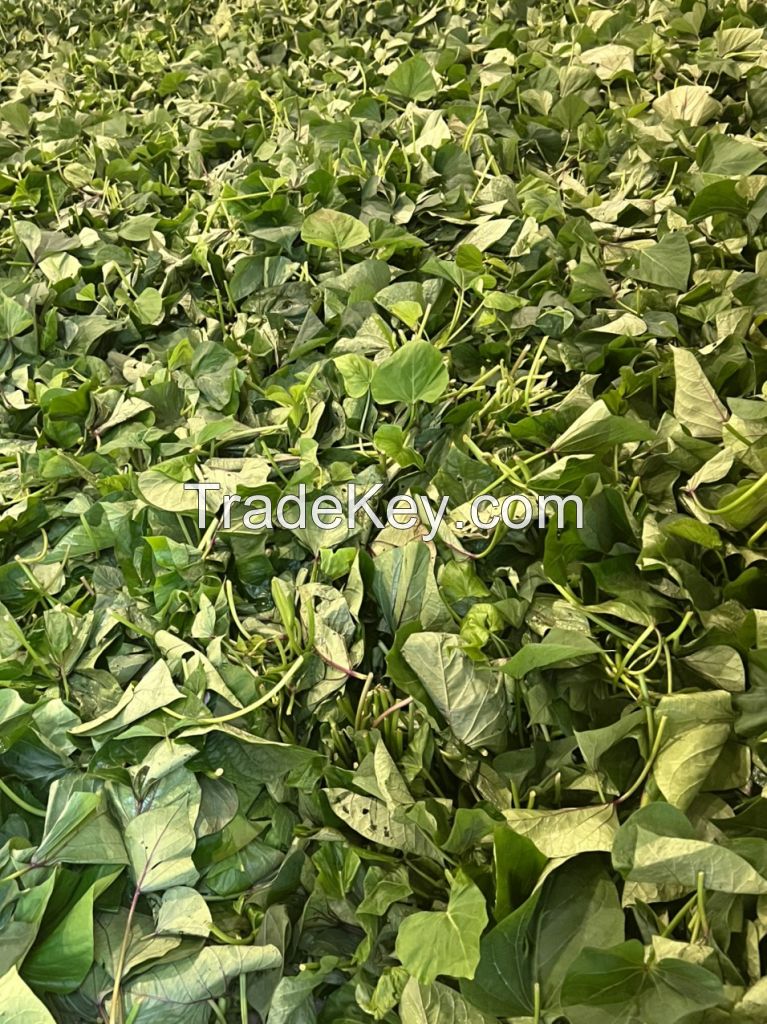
<box><xmin>1</xmin><ymin>0</ymin><xmax>767</xmax><ymax>1020</ymax></box>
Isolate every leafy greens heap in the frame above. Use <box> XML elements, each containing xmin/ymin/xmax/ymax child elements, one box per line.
<box><xmin>1</xmin><ymin>0</ymin><xmax>767</xmax><ymax>1022</ymax></box>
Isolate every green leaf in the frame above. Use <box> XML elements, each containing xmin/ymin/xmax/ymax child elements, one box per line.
<box><xmin>622</xmin><ymin>233</ymin><xmax>691</xmax><ymax>291</ymax></box>
<box><xmin>687</xmin><ymin>180</ymin><xmax>749</xmax><ymax>221</ymax></box>
<box><xmin>0</xmin><ymin>873</ymin><xmax>56</xmax><ymax>978</ymax></box>
<box><xmin>463</xmin><ymin>857</ymin><xmax>624</xmax><ymax>1017</ymax></box>
<box><xmin>697</xmin><ymin>134</ymin><xmax>766</xmax><ymax>177</ymax></box>
<box><xmin>301</xmin><ymin>209</ymin><xmax>370</xmax><ymax>251</ymax></box>
<box><xmin>395</xmin><ymin>869</ymin><xmax>488</xmax><ymax>984</ymax></box>
<box><xmin>373</xmin><ymin>424</ymin><xmax>424</xmax><ymax>468</ymax></box>
<box><xmin>334</xmin><ymin>353</ymin><xmax>374</xmax><ymax>398</ymax></box>
<box><xmin>0</xmin><ymin>967</ymin><xmax>56</xmax><ymax>1024</ymax></box>
<box><xmin>580</xmin><ymin>44</ymin><xmax>634</xmax><ymax>80</ymax></box>
<box><xmin>123</xmin><ymin>779</ymin><xmax>200</xmax><ymax>893</ymax></box>
<box><xmin>371</xmin><ymin>542</ymin><xmax>449</xmax><ymax>633</ymax></box>
<box><xmin>39</xmin><ymin>252</ymin><xmax>80</xmax><ymax>285</ymax></box>
<box><xmin>501</xmin><ymin>628</ymin><xmax>601</xmax><ymax>678</ymax></box>
<box><xmin>681</xmin><ymin>645</ymin><xmax>744</xmax><ymax>691</ymax></box>
<box><xmin>386</xmin><ymin>57</ymin><xmax>438</xmax><ymax>101</ymax></box>
<box><xmin>402</xmin><ymin>632</ymin><xmax>508</xmax><ymax>751</ymax></box>
<box><xmin>35</xmin><ymin>792</ymin><xmax>103</xmax><ymax>865</ymax></box>
<box><xmin>493</xmin><ymin>826</ymin><xmax>547</xmax><ymax>921</ymax></box>
<box><xmin>22</xmin><ymin>877</ymin><xmax>108</xmax><ymax>994</ymax></box>
<box><xmin>501</xmin><ymin>804</ymin><xmax>619</xmax><ymax>858</ymax></box>
<box><xmin>328</xmin><ymin>789</ymin><xmax>444</xmax><ymax>862</ymax></box>
<box><xmin>627</xmin><ymin>828</ymin><xmax>767</xmax><ymax>894</ymax></box>
<box><xmin>69</xmin><ymin>660</ymin><xmax>182</xmax><ymax>737</ymax></box>
<box><xmin>4</xmin><ymin>1</ymin><xmax>767</xmax><ymax>1015</ymax></box>
<box><xmin>400</xmin><ymin>976</ymin><xmax>496</xmax><ymax>1024</ymax></box>
<box><xmin>552</xmin><ymin>401</ymin><xmax>654</xmax><ymax>454</ymax></box>
<box><xmin>672</xmin><ymin>347</ymin><xmax>728</xmax><ymax>439</ymax></box>
<box><xmin>118</xmin><ymin>214</ymin><xmax>158</xmax><ymax>241</ymax></box>
<box><xmin>371</xmin><ymin>341</ymin><xmax>448</xmax><ymax>405</ymax></box>
<box><xmin>136</xmin><ymin>456</ymin><xmax>200</xmax><ymax>513</ymax></box>
<box><xmin>653</xmin><ymin>86</ymin><xmax>721</xmax><ymax>125</ymax></box>
<box><xmin>133</xmin><ymin>287</ymin><xmax>164</xmax><ymax>326</ymax></box>
<box><xmin>652</xmin><ymin>692</ymin><xmax>733</xmax><ymax>810</ymax></box>
<box><xmin>0</xmin><ymin>293</ymin><xmax>33</xmax><ymax>339</ymax></box>
<box><xmin>266</xmin><ymin>957</ymin><xmax>337</xmax><ymax>1024</ymax></box>
<box><xmin>561</xmin><ymin>940</ymin><xmax>727</xmax><ymax>1023</ymax></box>
<box><xmin>155</xmin><ymin>886</ymin><xmax>212</xmax><ymax>937</ymax></box>
<box><xmin>118</xmin><ymin>945</ymin><xmax>282</xmax><ymax>1024</ymax></box>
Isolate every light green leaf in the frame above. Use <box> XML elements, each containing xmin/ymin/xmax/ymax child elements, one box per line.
<box><xmin>39</xmin><ymin>252</ymin><xmax>80</xmax><ymax>284</ymax></box>
<box><xmin>580</xmin><ymin>44</ymin><xmax>634</xmax><ymax>80</ymax></box>
<box><xmin>400</xmin><ymin>976</ymin><xmax>496</xmax><ymax>1024</ymax></box>
<box><xmin>0</xmin><ymin>873</ymin><xmax>56</xmax><ymax>978</ymax></box>
<box><xmin>501</xmin><ymin>804</ymin><xmax>619</xmax><ymax>858</ymax></box>
<box><xmin>328</xmin><ymin>788</ymin><xmax>443</xmax><ymax>862</ymax></box>
<box><xmin>402</xmin><ymin>632</ymin><xmax>508</xmax><ymax>751</ymax></box>
<box><xmin>22</xmin><ymin>875</ymin><xmax>115</xmax><ymax>994</ymax></box>
<box><xmin>373</xmin><ymin>424</ymin><xmax>425</xmax><ymax>468</ymax></box>
<box><xmin>118</xmin><ymin>214</ymin><xmax>158</xmax><ymax>241</ymax></box>
<box><xmin>715</xmin><ymin>26</ymin><xmax>763</xmax><ymax>57</ymax></box>
<box><xmin>371</xmin><ymin>341</ymin><xmax>448</xmax><ymax>405</ymax></box>
<box><xmin>124</xmin><ymin>812</ymin><xmax>197</xmax><ymax>897</ymax></box>
<box><xmin>118</xmin><ymin>945</ymin><xmax>282</xmax><ymax>1024</ymax></box>
<box><xmin>155</xmin><ymin>886</ymin><xmax>212</xmax><ymax>937</ymax></box>
<box><xmin>653</xmin><ymin>85</ymin><xmax>721</xmax><ymax>125</ymax></box>
<box><xmin>133</xmin><ymin>287</ymin><xmax>164</xmax><ymax>326</ymax></box>
<box><xmin>35</xmin><ymin>792</ymin><xmax>102</xmax><ymax>865</ymax></box>
<box><xmin>682</xmin><ymin>645</ymin><xmax>744</xmax><ymax>691</ymax></box>
<box><xmin>0</xmin><ymin>967</ymin><xmax>56</xmax><ymax>1024</ymax></box>
<box><xmin>301</xmin><ymin>209</ymin><xmax>369</xmax><ymax>251</ymax></box>
<box><xmin>0</xmin><ymin>294</ymin><xmax>33</xmax><ymax>339</ymax></box>
<box><xmin>460</xmin><ymin>219</ymin><xmax>514</xmax><ymax>252</ymax></box>
<box><xmin>136</xmin><ymin>456</ymin><xmax>199</xmax><ymax>514</ymax></box>
<box><xmin>69</xmin><ymin>660</ymin><xmax>182</xmax><ymax>737</ymax></box>
<box><xmin>552</xmin><ymin>401</ymin><xmax>654</xmax><ymax>454</ymax></box>
<box><xmin>386</xmin><ymin>56</ymin><xmax>439</xmax><ymax>101</ymax></box>
<box><xmin>622</xmin><ymin>233</ymin><xmax>691</xmax><ymax>291</ymax></box>
<box><xmin>334</xmin><ymin>352</ymin><xmax>373</xmax><ymax>397</ymax></box>
<box><xmin>672</xmin><ymin>347</ymin><xmax>728</xmax><ymax>439</ymax></box>
<box><xmin>653</xmin><ymin>692</ymin><xmax>732</xmax><ymax>810</ymax></box>
<box><xmin>395</xmin><ymin>870</ymin><xmax>488</xmax><ymax>984</ymax></box>
<box><xmin>628</xmin><ymin>828</ymin><xmax>767</xmax><ymax>895</ymax></box>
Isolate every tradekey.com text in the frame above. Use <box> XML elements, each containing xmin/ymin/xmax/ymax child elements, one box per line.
<box><xmin>184</xmin><ymin>482</ymin><xmax>583</xmax><ymax>543</ymax></box>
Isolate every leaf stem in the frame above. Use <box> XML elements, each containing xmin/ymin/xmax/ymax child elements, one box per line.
<box><xmin>165</xmin><ymin>656</ymin><xmax>305</xmax><ymax>726</ymax></box>
<box><xmin>616</xmin><ymin>715</ymin><xmax>668</xmax><ymax>804</ymax></box>
<box><xmin>0</xmin><ymin>864</ymin><xmax>34</xmax><ymax>886</ymax></box>
<box><xmin>693</xmin><ymin>470</ymin><xmax>767</xmax><ymax>516</ymax></box>
<box><xmin>0</xmin><ymin>777</ymin><xmax>46</xmax><ymax>818</ymax></box>
<box><xmin>661</xmin><ymin>891</ymin><xmax>698</xmax><ymax>937</ymax></box>
<box><xmin>666</xmin><ymin>610</ymin><xmax>694</xmax><ymax>652</ymax></box>
<box><xmin>354</xmin><ymin>672</ymin><xmax>375</xmax><ymax>731</ymax></box>
<box><xmin>696</xmin><ymin>870</ymin><xmax>709</xmax><ymax>938</ymax></box>
<box><xmin>239</xmin><ymin>974</ymin><xmax>248</xmax><ymax>1024</ymax></box>
<box><xmin>208</xmin><ymin>999</ymin><xmax>228</xmax><ymax>1024</ymax></box>
<box><xmin>109</xmin><ymin>883</ymin><xmax>141</xmax><ymax>1024</ymax></box>
<box><xmin>210</xmin><ymin>922</ymin><xmax>254</xmax><ymax>945</ymax></box>
<box><xmin>371</xmin><ymin>696</ymin><xmax>413</xmax><ymax>728</ymax></box>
